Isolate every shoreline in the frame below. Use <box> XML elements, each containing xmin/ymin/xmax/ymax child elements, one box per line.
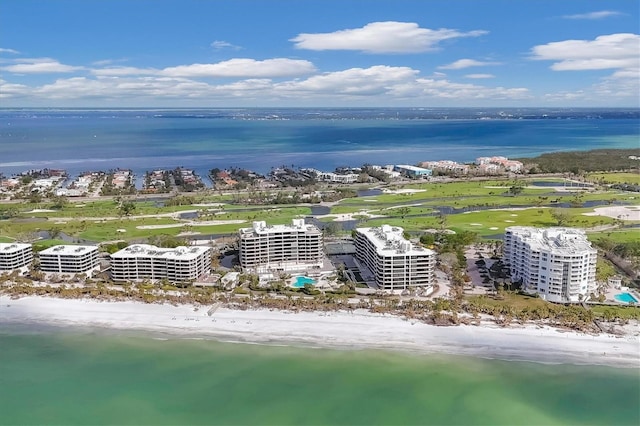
<box><xmin>2</xmin><ymin>295</ymin><xmax>638</xmax><ymax>369</ymax></box>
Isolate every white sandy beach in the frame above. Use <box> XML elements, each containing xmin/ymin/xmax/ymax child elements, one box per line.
<box><xmin>1</xmin><ymin>295</ymin><xmax>638</xmax><ymax>368</ymax></box>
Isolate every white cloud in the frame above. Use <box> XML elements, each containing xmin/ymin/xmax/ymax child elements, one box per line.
<box><xmin>2</xmin><ymin>64</ymin><xmax>531</xmax><ymax>105</ymax></box>
<box><xmin>562</xmin><ymin>10</ymin><xmax>623</xmax><ymax>20</ymax></box>
<box><xmin>465</xmin><ymin>74</ymin><xmax>495</xmax><ymax>79</ymax></box>
<box><xmin>211</xmin><ymin>40</ymin><xmax>242</xmax><ymax>50</ymax></box>
<box><xmin>0</xmin><ymin>78</ymin><xmax>29</xmax><ymax>98</ymax></box>
<box><xmin>275</xmin><ymin>66</ymin><xmax>418</xmax><ymax>96</ymax></box>
<box><xmin>0</xmin><ymin>58</ymin><xmax>83</xmax><ymax>73</ymax></box>
<box><xmin>161</xmin><ymin>58</ymin><xmax>316</xmax><ymax>78</ymax></box>
<box><xmin>91</xmin><ymin>66</ymin><xmax>159</xmax><ymax>76</ymax></box>
<box><xmin>389</xmin><ymin>78</ymin><xmax>529</xmax><ymax>100</ymax></box>
<box><xmin>91</xmin><ymin>58</ymin><xmax>128</xmax><ymax>66</ymax></box>
<box><xmin>439</xmin><ymin>59</ymin><xmax>501</xmax><ymax>70</ymax></box>
<box><xmin>531</xmin><ymin>33</ymin><xmax>640</xmax><ymax>71</ymax></box>
<box><xmin>290</xmin><ymin>21</ymin><xmax>487</xmax><ymax>53</ymax></box>
<box><xmin>0</xmin><ymin>48</ymin><xmax>20</xmax><ymax>54</ymax></box>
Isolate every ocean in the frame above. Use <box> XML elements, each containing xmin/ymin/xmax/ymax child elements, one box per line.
<box><xmin>0</xmin><ymin>326</ymin><xmax>638</xmax><ymax>426</ymax></box>
<box><xmin>1</xmin><ymin>108</ymin><xmax>639</xmax><ymax>181</ymax></box>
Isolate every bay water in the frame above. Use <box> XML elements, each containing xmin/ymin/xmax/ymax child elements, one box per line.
<box><xmin>1</xmin><ymin>109</ymin><xmax>638</xmax><ymax>180</ymax></box>
<box><xmin>1</xmin><ymin>326</ymin><xmax>638</xmax><ymax>425</ymax></box>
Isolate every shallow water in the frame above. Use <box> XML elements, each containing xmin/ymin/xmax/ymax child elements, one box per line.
<box><xmin>0</xmin><ymin>326</ymin><xmax>638</xmax><ymax>425</ymax></box>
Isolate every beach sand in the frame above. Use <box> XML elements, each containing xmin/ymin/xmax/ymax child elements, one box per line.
<box><xmin>1</xmin><ymin>295</ymin><xmax>638</xmax><ymax>368</ymax></box>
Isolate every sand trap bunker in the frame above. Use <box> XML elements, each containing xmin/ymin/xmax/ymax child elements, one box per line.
<box><xmin>582</xmin><ymin>205</ymin><xmax>640</xmax><ymax>221</ymax></box>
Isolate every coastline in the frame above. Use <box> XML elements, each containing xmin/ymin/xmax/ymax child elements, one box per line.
<box><xmin>2</xmin><ymin>295</ymin><xmax>638</xmax><ymax>369</ymax></box>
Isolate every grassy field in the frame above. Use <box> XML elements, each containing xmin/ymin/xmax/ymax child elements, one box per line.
<box><xmin>587</xmin><ymin>172</ymin><xmax>640</xmax><ymax>185</ymax></box>
<box><xmin>1</xmin><ymin>175</ymin><xmax>638</xmax><ymax>245</ymax></box>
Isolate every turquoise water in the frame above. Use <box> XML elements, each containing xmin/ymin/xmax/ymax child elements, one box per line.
<box><xmin>615</xmin><ymin>292</ymin><xmax>639</xmax><ymax>304</ymax></box>
<box><xmin>293</xmin><ymin>276</ymin><xmax>316</xmax><ymax>288</ymax></box>
<box><xmin>0</xmin><ymin>326</ymin><xmax>638</xmax><ymax>425</ymax></box>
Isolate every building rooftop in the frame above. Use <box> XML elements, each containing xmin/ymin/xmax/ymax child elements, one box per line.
<box><xmin>40</xmin><ymin>245</ymin><xmax>98</xmax><ymax>256</ymax></box>
<box><xmin>111</xmin><ymin>244</ymin><xmax>210</xmax><ymax>260</ymax></box>
<box><xmin>395</xmin><ymin>165</ymin><xmax>432</xmax><ymax>172</ymax></box>
<box><xmin>505</xmin><ymin>226</ymin><xmax>596</xmax><ymax>254</ymax></box>
<box><xmin>240</xmin><ymin>219</ymin><xmax>321</xmax><ymax>236</ymax></box>
<box><xmin>0</xmin><ymin>243</ymin><xmax>32</xmax><ymax>254</ymax></box>
<box><xmin>357</xmin><ymin>225</ymin><xmax>434</xmax><ymax>256</ymax></box>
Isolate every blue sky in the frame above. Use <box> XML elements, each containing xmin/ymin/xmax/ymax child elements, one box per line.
<box><xmin>1</xmin><ymin>0</ymin><xmax>638</xmax><ymax>107</ymax></box>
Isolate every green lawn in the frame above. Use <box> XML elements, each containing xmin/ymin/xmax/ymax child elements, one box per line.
<box><xmin>587</xmin><ymin>172</ymin><xmax>640</xmax><ymax>185</ymax></box>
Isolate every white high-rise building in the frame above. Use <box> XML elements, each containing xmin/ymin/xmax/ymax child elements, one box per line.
<box><xmin>239</xmin><ymin>219</ymin><xmax>323</xmax><ymax>273</ymax></box>
<box><xmin>110</xmin><ymin>244</ymin><xmax>211</xmax><ymax>283</ymax></box>
<box><xmin>503</xmin><ymin>227</ymin><xmax>597</xmax><ymax>303</ymax></box>
<box><xmin>39</xmin><ymin>245</ymin><xmax>100</xmax><ymax>276</ymax></box>
<box><xmin>0</xmin><ymin>243</ymin><xmax>33</xmax><ymax>274</ymax></box>
<box><xmin>354</xmin><ymin>225</ymin><xmax>435</xmax><ymax>290</ymax></box>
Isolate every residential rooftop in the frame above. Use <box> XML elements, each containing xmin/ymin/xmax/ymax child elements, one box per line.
<box><xmin>0</xmin><ymin>243</ymin><xmax>32</xmax><ymax>254</ymax></box>
<box><xmin>505</xmin><ymin>226</ymin><xmax>596</xmax><ymax>254</ymax></box>
<box><xmin>111</xmin><ymin>244</ymin><xmax>210</xmax><ymax>260</ymax></box>
<box><xmin>40</xmin><ymin>245</ymin><xmax>99</xmax><ymax>256</ymax></box>
<box><xmin>357</xmin><ymin>225</ymin><xmax>433</xmax><ymax>256</ymax></box>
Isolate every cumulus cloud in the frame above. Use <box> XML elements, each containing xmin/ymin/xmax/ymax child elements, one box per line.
<box><xmin>91</xmin><ymin>66</ymin><xmax>159</xmax><ymax>76</ymax></box>
<box><xmin>530</xmin><ymin>33</ymin><xmax>640</xmax><ymax>70</ymax></box>
<box><xmin>562</xmin><ymin>10</ymin><xmax>623</xmax><ymax>20</ymax></box>
<box><xmin>211</xmin><ymin>40</ymin><xmax>242</xmax><ymax>50</ymax></box>
<box><xmin>161</xmin><ymin>58</ymin><xmax>316</xmax><ymax>78</ymax></box>
<box><xmin>0</xmin><ymin>78</ymin><xmax>29</xmax><ymax>98</ymax></box>
<box><xmin>533</xmin><ymin>33</ymin><xmax>640</xmax><ymax>104</ymax></box>
<box><xmin>0</xmin><ymin>58</ymin><xmax>83</xmax><ymax>73</ymax></box>
<box><xmin>290</xmin><ymin>21</ymin><xmax>487</xmax><ymax>53</ymax></box>
<box><xmin>1</xmin><ymin>64</ymin><xmax>531</xmax><ymax>105</ymax></box>
<box><xmin>438</xmin><ymin>59</ymin><xmax>501</xmax><ymax>70</ymax></box>
<box><xmin>0</xmin><ymin>48</ymin><xmax>20</xmax><ymax>54</ymax></box>
<box><xmin>465</xmin><ymin>74</ymin><xmax>495</xmax><ymax>79</ymax></box>
<box><xmin>275</xmin><ymin>66</ymin><xmax>418</xmax><ymax>96</ymax></box>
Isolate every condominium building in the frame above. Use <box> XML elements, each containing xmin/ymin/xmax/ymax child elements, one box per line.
<box><xmin>110</xmin><ymin>244</ymin><xmax>211</xmax><ymax>283</ymax></box>
<box><xmin>354</xmin><ymin>225</ymin><xmax>435</xmax><ymax>290</ymax></box>
<box><xmin>0</xmin><ymin>243</ymin><xmax>33</xmax><ymax>274</ymax></box>
<box><xmin>39</xmin><ymin>245</ymin><xmax>100</xmax><ymax>276</ymax></box>
<box><xmin>239</xmin><ymin>219</ymin><xmax>323</xmax><ymax>273</ymax></box>
<box><xmin>503</xmin><ymin>226</ymin><xmax>597</xmax><ymax>303</ymax></box>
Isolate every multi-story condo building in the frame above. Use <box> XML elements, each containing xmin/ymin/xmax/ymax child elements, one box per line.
<box><xmin>354</xmin><ymin>225</ymin><xmax>435</xmax><ymax>290</ymax></box>
<box><xmin>503</xmin><ymin>226</ymin><xmax>597</xmax><ymax>303</ymax></box>
<box><xmin>110</xmin><ymin>244</ymin><xmax>211</xmax><ymax>283</ymax></box>
<box><xmin>39</xmin><ymin>245</ymin><xmax>100</xmax><ymax>276</ymax></box>
<box><xmin>239</xmin><ymin>219</ymin><xmax>323</xmax><ymax>273</ymax></box>
<box><xmin>0</xmin><ymin>243</ymin><xmax>33</xmax><ymax>274</ymax></box>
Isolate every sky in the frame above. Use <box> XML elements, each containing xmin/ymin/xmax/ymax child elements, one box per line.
<box><xmin>0</xmin><ymin>0</ymin><xmax>638</xmax><ymax>107</ymax></box>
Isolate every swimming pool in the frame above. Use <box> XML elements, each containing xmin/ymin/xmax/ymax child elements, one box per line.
<box><xmin>614</xmin><ymin>292</ymin><xmax>639</xmax><ymax>304</ymax></box>
<box><xmin>293</xmin><ymin>276</ymin><xmax>316</xmax><ymax>288</ymax></box>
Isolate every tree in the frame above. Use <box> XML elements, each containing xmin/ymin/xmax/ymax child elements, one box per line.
<box><xmin>118</xmin><ymin>201</ymin><xmax>136</xmax><ymax>217</ymax></box>
<box><xmin>323</xmin><ymin>221</ymin><xmax>343</xmax><ymax>237</ymax></box>
<box><xmin>550</xmin><ymin>209</ymin><xmax>571</xmax><ymax>226</ymax></box>
<box><xmin>396</xmin><ymin>206</ymin><xmax>410</xmax><ymax>219</ymax></box>
<box><xmin>508</xmin><ymin>180</ymin><xmax>525</xmax><ymax>195</ymax></box>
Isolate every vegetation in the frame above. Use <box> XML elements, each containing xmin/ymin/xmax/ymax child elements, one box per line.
<box><xmin>516</xmin><ymin>148</ymin><xmax>640</xmax><ymax>174</ymax></box>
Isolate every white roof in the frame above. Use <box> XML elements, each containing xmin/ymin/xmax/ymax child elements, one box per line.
<box><xmin>111</xmin><ymin>244</ymin><xmax>210</xmax><ymax>260</ymax></box>
<box><xmin>505</xmin><ymin>227</ymin><xmax>596</xmax><ymax>255</ymax></box>
<box><xmin>40</xmin><ymin>245</ymin><xmax>98</xmax><ymax>256</ymax></box>
<box><xmin>395</xmin><ymin>165</ymin><xmax>431</xmax><ymax>172</ymax></box>
<box><xmin>357</xmin><ymin>225</ymin><xmax>434</xmax><ymax>257</ymax></box>
<box><xmin>0</xmin><ymin>243</ymin><xmax>32</xmax><ymax>254</ymax></box>
<box><xmin>240</xmin><ymin>219</ymin><xmax>320</xmax><ymax>236</ymax></box>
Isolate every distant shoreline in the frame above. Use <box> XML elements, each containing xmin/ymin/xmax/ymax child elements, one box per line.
<box><xmin>2</xmin><ymin>295</ymin><xmax>638</xmax><ymax>369</ymax></box>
